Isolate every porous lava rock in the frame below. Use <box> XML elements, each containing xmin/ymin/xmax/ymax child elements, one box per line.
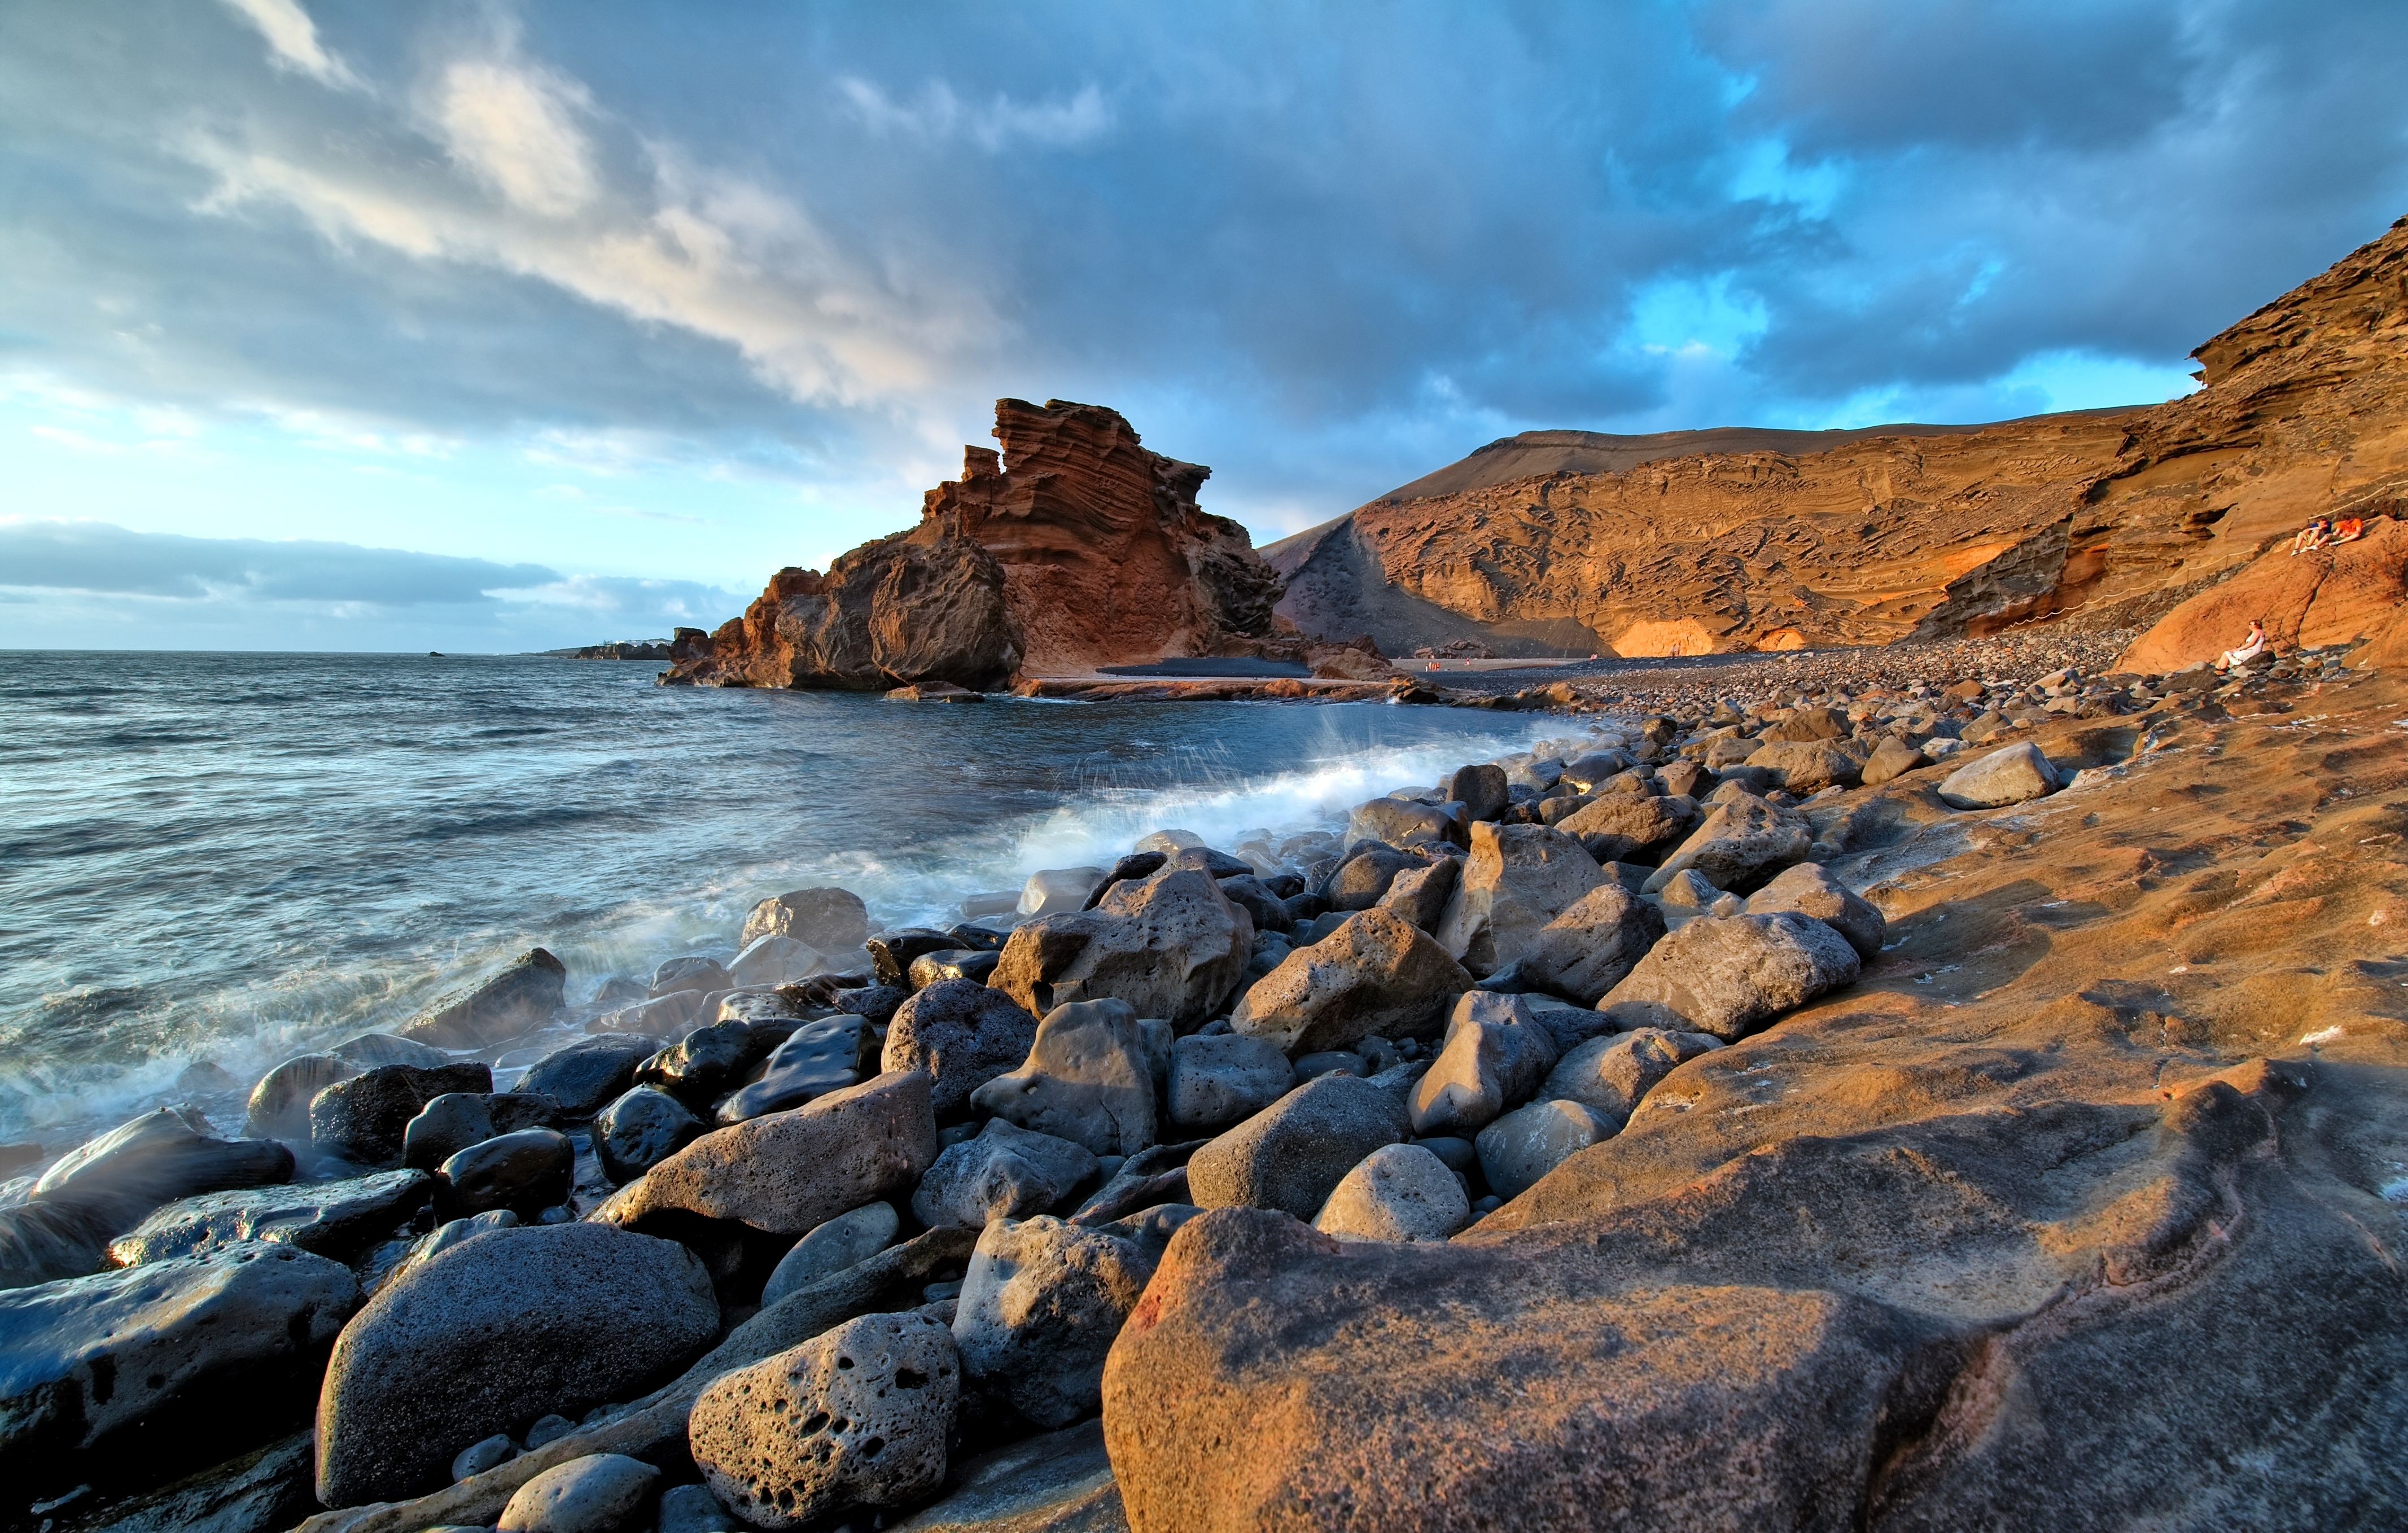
<box><xmin>881</xmin><ymin>979</ymin><xmax>1042</xmax><ymax>1119</ymax></box>
<box><xmin>988</xmin><ymin>866</ymin><xmax>1251</xmax><ymax>1031</ymax></box>
<box><xmin>1230</xmin><ymin>906</ymin><xmax>1472</xmax><ymax>1053</ymax></box>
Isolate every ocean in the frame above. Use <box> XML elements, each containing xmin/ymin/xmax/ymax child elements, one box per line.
<box><xmin>0</xmin><ymin>651</ymin><xmax>1585</xmax><ymax>1154</ymax></box>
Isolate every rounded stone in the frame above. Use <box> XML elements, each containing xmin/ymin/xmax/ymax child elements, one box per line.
<box><xmin>759</xmin><ymin>1201</ymin><xmax>901</xmax><ymax>1307</ymax></box>
<box><xmin>1312</xmin><ymin>1143</ymin><xmax>1471</xmax><ymax>1242</ymax></box>
<box><xmin>497</xmin><ymin>1452</ymin><xmax>660</xmax><ymax>1533</ymax></box>
<box><xmin>434</xmin><ymin>1128</ymin><xmax>575</xmax><ymax>1220</ymax></box>
<box><xmin>593</xmin><ymin>1086</ymin><xmax>706</xmax><ymax>1185</ymax></box>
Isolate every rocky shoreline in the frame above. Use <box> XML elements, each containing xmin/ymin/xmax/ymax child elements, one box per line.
<box><xmin>5</xmin><ymin>631</ymin><xmax>2402</xmax><ymax>1532</ymax></box>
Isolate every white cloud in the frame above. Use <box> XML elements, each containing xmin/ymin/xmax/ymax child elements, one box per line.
<box><xmin>217</xmin><ymin>0</ymin><xmax>360</xmax><ymax>90</ymax></box>
<box><xmin>435</xmin><ymin>60</ymin><xmax>599</xmax><ymax>218</ymax></box>
<box><xmin>838</xmin><ymin>77</ymin><xmax>1113</xmax><ymax>151</ymax></box>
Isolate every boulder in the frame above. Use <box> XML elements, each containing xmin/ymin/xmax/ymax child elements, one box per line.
<box><xmin>434</xmin><ymin>1128</ymin><xmax>575</xmax><ymax>1221</ymax></box>
<box><xmin>989</xmin><ymin>866</ymin><xmax>1253</xmax><ymax>1031</ymax></box>
<box><xmin>1376</xmin><ymin>857</ymin><xmax>1460</xmax><ymax>932</ymax></box>
<box><xmin>496</xmin><ymin>1453</ymin><xmax>659</xmax><ymax>1533</ymax></box>
<box><xmin>1938</xmin><ymin>742</ymin><xmax>2063</xmax><ymax>810</ymax></box>
<box><xmin>514</xmin><ymin>1036</ymin><xmax>661</xmax><ymax>1119</ymax></box>
<box><xmin>651</xmin><ymin>956</ymin><xmax>733</xmax><ymax>1000</ymax></box>
<box><xmin>717</xmin><ymin>1016</ymin><xmax>870</xmax><ymax>1124</ymax></box>
<box><xmin>1433</xmin><ymin>822</ymin><xmax>1610</xmax><ymax>976</ymax></box>
<box><xmin>1743</xmin><ymin>862</ymin><xmax>1888</xmax><ymax>960</ymax></box>
<box><xmin>907</xmin><ymin>949</ymin><xmax>1002</xmax><ymax>990</ymax></box>
<box><xmin>404</xmin><ymin>1092</ymin><xmax>562</xmax><ymax>1170</ymax></box>
<box><xmin>315</xmin><ymin>1221</ymin><xmax>718</xmax><ymax>1506</ymax></box>
<box><xmin>1187</xmin><ymin>1075</ymin><xmax>1410</xmax><ymax>1220</ymax></box>
<box><xmin>870</xmin><ymin>929</ymin><xmax>966</xmax><ymax>988</ymax></box>
<box><xmin>1518</xmin><ymin>883</ymin><xmax>1667</xmax><ymax>1006</ymax></box>
<box><xmin>310</xmin><ymin>1063</ymin><xmax>495</xmax><ymax>1168</ymax></box>
<box><xmin>883</xmin><ymin>1418</ymin><xmax>1119</xmax><ymax>1533</ymax></box>
<box><xmin>740</xmin><ymin>887</ymin><xmax>873</xmax><ymax>954</ymax></box>
<box><xmin>1555</xmin><ymin>795</ymin><xmax>1697</xmax><ymax>864</ymax></box>
<box><xmin>1165</xmin><ymin>1032</ymin><xmax>1295</xmax><ymax>1133</ymax></box>
<box><xmin>105</xmin><ymin>1170</ymin><xmax>432</xmax><ymax>1267</ymax></box>
<box><xmin>1474</xmin><ymin>1098</ymin><xmax>1618</xmax><ymax>1199</ymax></box>
<box><xmin>27</xmin><ymin>1106</ymin><xmax>296</xmax><ymax>1262</ymax></box>
<box><xmin>1859</xmin><ymin>735</ymin><xmax>1928</xmax><ymax>786</ymax></box>
<box><xmin>0</xmin><ymin>1243</ymin><xmax>356</xmax><ymax>1471</ymax></box>
<box><xmin>592</xmin><ymin>1087</ymin><xmax>706</xmax><ymax>1185</ymax></box>
<box><xmin>243</xmin><ymin>1054</ymin><xmax>355</xmax><ymax>1141</ymax></box>
<box><xmin>1311</xmin><ymin>1143</ymin><xmax>1470</xmax><ymax>1243</ymax></box>
<box><xmin>1441</xmin><ymin>764</ymin><xmax>1511</xmax><ymax>822</ymax></box>
<box><xmin>400</xmin><ymin>949</ymin><xmax>568</xmax><ymax>1049</ymax></box>
<box><xmin>882</xmin><ymin>979</ymin><xmax>1042</xmax><ymax>1119</ymax></box>
<box><xmin>1599</xmin><ymin>912</ymin><xmax>1861</xmax><ymax>1041</ymax></box>
<box><xmin>1541</xmin><ymin>1028</ymin><xmax>1723</xmax><ymax>1132</ymax></box>
<box><xmin>953</xmin><ymin>1212</ymin><xmax>1176</xmax><ymax>1427</ymax></box>
<box><xmin>332</xmin><ymin>1032</ymin><xmax>451</xmax><ymax>1069</ymax></box>
<box><xmin>1344</xmin><ymin>796</ymin><xmax>1467</xmax><ymax>852</ymax></box>
<box><xmin>1641</xmin><ymin>791</ymin><xmax>1814</xmax><ymax>895</ymax></box>
<box><xmin>1408</xmin><ymin>993</ymin><xmax>1561</xmax><ymax>1137</ymax></box>
<box><xmin>1020</xmin><ymin>867</ymin><xmax>1108</xmax><ymax>917</ymax></box>
<box><xmin>688</xmin><ymin>1311</ymin><xmax>960</xmax><ymax>1529</ymax></box>
<box><xmin>1322</xmin><ymin>845</ymin><xmax>1429</xmax><ymax>912</ymax></box>
<box><xmin>759</xmin><ymin>1201</ymin><xmax>901</xmax><ymax>1307</ymax></box>
<box><xmin>634</xmin><ymin>1021</ymin><xmax>780</xmax><ymax>1103</ymax></box>
<box><xmin>969</xmin><ymin>1000</ymin><xmax>1157</xmax><ymax>1158</ymax></box>
<box><xmin>594</xmin><ymin>1071</ymin><xmax>938</xmax><ymax>1236</ymax></box>
<box><xmin>1741</xmin><ymin>739</ymin><xmax>1861</xmax><ymax>795</ymax></box>
<box><xmin>1229</xmin><ymin>907</ymin><xmax>1472</xmax><ymax>1053</ymax></box>
<box><xmin>657</xmin><ymin>1483</ymin><xmax>737</xmax><ymax>1533</ymax></box>
<box><xmin>1559</xmin><ymin>750</ymin><xmax>1636</xmax><ymax>790</ymax></box>
<box><xmin>912</xmin><ymin>1120</ymin><xmax>1100</xmax><ymax>1230</ymax></box>
<box><xmin>728</xmin><ymin>934</ymin><xmax>825</xmax><ymax>989</ymax></box>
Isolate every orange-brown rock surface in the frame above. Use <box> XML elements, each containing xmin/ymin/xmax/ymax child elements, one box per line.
<box><xmin>2118</xmin><ymin>514</ymin><xmax>2408</xmax><ymax>673</ymax></box>
<box><xmin>1271</xmin><ymin>216</ymin><xmax>2408</xmax><ymax>661</ymax></box>
<box><xmin>664</xmin><ymin>400</ymin><xmax>1288</xmax><ymax>689</ymax></box>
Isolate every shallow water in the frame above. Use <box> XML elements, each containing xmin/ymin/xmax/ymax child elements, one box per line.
<box><xmin>0</xmin><ymin>651</ymin><xmax>1589</xmax><ymax>1149</ymax></box>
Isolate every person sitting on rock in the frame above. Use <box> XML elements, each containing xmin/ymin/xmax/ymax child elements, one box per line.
<box><xmin>2292</xmin><ymin>518</ymin><xmax>2333</xmax><ymax>555</ymax></box>
<box><xmin>2330</xmin><ymin>515</ymin><xmax>2366</xmax><ymax>545</ymax></box>
<box><xmin>2214</xmin><ymin>619</ymin><xmax>2269</xmax><ymax>672</ymax></box>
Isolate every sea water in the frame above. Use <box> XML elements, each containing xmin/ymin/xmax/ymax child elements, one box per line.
<box><xmin>0</xmin><ymin>651</ymin><xmax>1584</xmax><ymax>1151</ymax></box>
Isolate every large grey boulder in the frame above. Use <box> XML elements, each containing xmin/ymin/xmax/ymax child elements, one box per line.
<box><xmin>740</xmin><ymin>886</ymin><xmax>872</xmax><ymax>954</ymax></box>
<box><xmin>514</xmin><ymin>1035</ymin><xmax>661</xmax><ymax>1118</ymax></box>
<box><xmin>881</xmin><ymin>979</ymin><xmax>1041</xmax><ymax>1119</ymax></box>
<box><xmin>717</xmin><ymin>1015</ymin><xmax>870</xmax><ymax>1123</ymax></box>
<box><xmin>1741</xmin><ymin>739</ymin><xmax>1862</xmax><ymax>795</ymax></box>
<box><xmin>1860</xmin><ymin>735</ymin><xmax>1928</xmax><ymax>786</ymax></box>
<box><xmin>1643</xmin><ymin>792</ymin><xmax>1814</xmax><ymax>895</ymax></box>
<box><xmin>315</xmin><ymin>1221</ymin><xmax>717</xmax><ymax>1506</ymax></box>
<box><xmin>243</xmin><ymin>1054</ymin><xmax>355</xmax><ymax>1140</ymax></box>
<box><xmin>1345</xmin><ymin>796</ymin><xmax>1467</xmax><ymax>852</ymax></box>
<box><xmin>591</xmin><ymin>1086</ymin><xmax>706</xmax><ymax>1185</ymax></box>
<box><xmin>989</xmin><ymin>866</ymin><xmax>1252</xmax><ymax>1030</ymax></box>
<box><xmin>0</xmin><ymin>1243</ymin><xmax>356</xmax><ymax>1471</ymax></box>
<box><xmin>400</xmin><ymin>948</ymin><xmax>568</xmax><ymax>1049</ymax></box>
<box><xmin>969</xmin><ymin>1000</ymin><xmax>1156</xmax><ymax>1157</ymax></box>
<box><xmin>1323</xmin><ymin>845</ymin><xmax>1430</xmax><ymax>912</ymax></box>
<box><xmin>1542</xmin><ymin>1028</ymin><xmax>1723</xmax><ymax>1131</ymax></box>
<box><xmin>593</xmin><ymin>1071</ymin><xmax>937</xmax><ymax>1236</ymax></box>
<box><xmin>1229</xmin><ymin>908</ymin><xmax>1472</xmax><ymax>1054</ymax></box>
<box><xmin>1744</xmin><ymin>861</ymin><xmax>1888</xmax><ymax>959</ymax></box>
<box><xmin>1554</xmin><ymin>795</ymin><xmax>1697</xmax><ymax>864</ymax></box>
<box><xmin>953</xmin><ymin>1211</ymin><xmax>1179</xmax><ymax>1428</ymax></box>
<box><xmin>309</xmin><ymin>1063</ymin><xmax>495</xmax><ymax>1168</ymax></box>
<box><xmin>3</xmin><ymin>1108</ymin><xmax>296</xmax><ymax>1289</ymax></box>
<box><xmin>1441</xmin><ymin>764</ymin><xmax>1511</xmax><ymax>822</ymax></box>
<box><xmin>1939</xmin><ymin>741</ymin><xmax>2061</xmax><ymax>809</ymax></box>
<box><xmin>912</xmin><ymin>1120</ymin><xmax>1099</xmax><ymax>1230</ymax></box>
<box><xmin>1408</xmin><ymin>993</ymin><xmax>1561</xmax><ymax>1137</ymax></box>
<box><xmin>729</xmin><ymin>932</ymin><xmax>828</xmax><ymax>989</ymax></box>
<box><xmin>689</xmin><ymin>1311</ymin><xmax>959</xmax><ymax>1530</ymax></box>
<box><xmin>1474</xmin><ymin>1098</ymin><xmax>1618</xmax><ymax>1199</ymax></box>
<box><xmin>496</xmin><ymin>1452</ymin><xmax>660</xmax><ymax>1533</ymax></box>
<box><xmin>1519</xmin><ymin>882</ymin><xmax>1667</xmax><ymax>1005</ymax></box>
<box><xmin>1375</xmin><ymin>857</ymin><xmax>1461</xmax><ymax>932</ymax></box>
<box><xmin>105</xmin><ymin>1169</ymin><xmax>432</xmax><ymax>1267</ymax></box>
<box><xmin>434</xmin><ymin>1128</ymin><xmax>574</xmax><ymax>1221</ymax></box>
<box><xmin>759</xmin><ymin>1201</ymin><xmax>900</xmax><ymax>1307</ymax></box>
<box><xmin>1432</xmin><ymin>822</ymin><xmax>1609</xmax><ymax>976</ymax></box>
<box><xmin>331</xmin><ymin>1032</ymin><xmax>450</xmax><ymax>1069</ymax></box>
<box><xmin>1599</xmin><ymin>912</ymin><xmax>1862</xmax><ymax>1041</ymax></box>
<box><xmin>1166</xmin><ymin>1032</ymin><xmax>1295</xmax><ymax>1133</ymax></box>
<box><xmin>1187</xmin><ymin>1075</ymin><xmax>1410</xmax><ymax>1220</ymax></box>
<box><xmin>1312</xmin><ymin>1143</ymin><xmax>1470</xmax><ymax>1242</ymax></box>
<box><xmin>403</xmin><ymin>1092</ymin><xmax>562</xmax><ymax>1170</ymax></box>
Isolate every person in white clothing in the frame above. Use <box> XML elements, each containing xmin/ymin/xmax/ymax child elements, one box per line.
<box><xmin>2214</xmin><ymin>619</ymin><xmax>2267</xmax><ymax>672</ymax></box>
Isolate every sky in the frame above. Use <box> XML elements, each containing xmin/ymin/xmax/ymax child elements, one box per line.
<box><xmin>3</xmin><ymin>1</ymin><xmax>2406</xmax><ymax>652</ymax></box>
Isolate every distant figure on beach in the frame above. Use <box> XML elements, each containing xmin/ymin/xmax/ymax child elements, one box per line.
<box><xmin>2292</xmin><ymin>518</ymin><xmax>2332</xmax><ymax>555</ymax></box>
<box><xmin>2214</xmin><ymin>619</ymin><xmax>2267</xmax><ymax>672</ymax></box>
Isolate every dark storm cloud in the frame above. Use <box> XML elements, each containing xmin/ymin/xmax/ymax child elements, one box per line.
<box><xmin>2</xmin><ymin>0</ymin><xmax>2405</xmax><ymax>516</ymax></box>
<box><xmin>0</xmin><ymin>520</ymin><xmax>558</xmax><ymax>603</ymax></box>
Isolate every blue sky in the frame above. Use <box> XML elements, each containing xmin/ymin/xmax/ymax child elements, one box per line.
<box><xmin>3</xmin><ymin>1</ymin><xmax>2405</xmax><ymax>651</ymax></box>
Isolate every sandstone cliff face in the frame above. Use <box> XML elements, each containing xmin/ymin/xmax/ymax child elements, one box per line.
<box><xmin>1272</xmin><ymin>216</ymin><xmax>2408</xmax><ymax>659</ymax></box>
<box><xmin>666</xmin><ymin>400</ymin><xmax>1286</xmax><ymax>687</ymax></box>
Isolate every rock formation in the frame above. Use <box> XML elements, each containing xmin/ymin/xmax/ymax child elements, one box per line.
<box><xmin>1272</xmin><ymin>215</ymin><xmax>2408</xmax><ymax>661</ymax></box>
<box><xmin>663</xmin><ymin>399</ymin><xmax>1289</xmax><ymax>688</ymax></box>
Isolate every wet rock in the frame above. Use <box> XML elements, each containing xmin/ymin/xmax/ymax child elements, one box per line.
<box><xmin>394</xmin><ymin>1210</ymin><xmax>520</xmax><ymax>1287</ymax></box>
<box><xmin>1187</xmin><ymin>1075</ymin><xmax>1410</xmax><ymax>1220</ymax></box>
<box><xmin>1408</xmin><ymin>993</ymin><xmax>1561</xmax><ymax>1137</ymax></box>
<box><xmin>741</xmin><ymin>887</ymin><xmax>872</xmax><ymax>956</ymax></box>
<box><xmin>990</xmin><ymin>867</ymin><xmax>1253</xmax><ymax>1031</ymax></box>
<box><xmin>869</xmin><ymin>929</ymin><xmax>964</xmax><ymax>988</ymax></box>
<box><xmin>729</xmin><ymin>934</ymin><xmax>825</xmax><ymax>989</ymax></box>
<box><xmin>1312</xmin><ymin>1142</ymin><xmax>1470</xmax><ymax>1242</ymax></box>
<box><xmin>1433</xmin><ymin>822</ymin><xmax>1610</xmax><ymax>976</ymax></box>
<box><xmin>760</xmin><ymin>1201</ymin><xmax>901</xmax><ymax>1306</ymax></box>
<box><xmin>1744</xmin><ymin>862</ymin><xmax>1888</xmax><ymax>960</ymax></box>
<box><xmin>592</xmin><ymin>1087</ymin><xmax>706</xmax><ymax>1185</ymax></box>
<box><xmin>243</xmin><ymin>1054</ymin><xmax>354</xmax><ymax>1141</ymax></box>
<box><xmin>1742</xmin><ymin>739</ymin><xmax>1862</xmax><ymax>795</ymax></box>
<box><xmin>1083</xmin><ymin>851</ymin><xmax>1168</xmax><ymax>907</ymax></box>
<box><xmin>316</xmin><ymin>1221</ymin><xmax>717</xmax><ymax>1506</ymax></box>
<box><xmin>400</xmin><ymin>948</ymin><xmax>568</xmax><ymax>1049</ymax></box>
<box><xmin>953</xmin><ymin>1211</ymin><xmax>1174</xmax><ymax>1428</ymax></box>
<box><xmin>1599</xmin><ymin>912</ymin><xmax>1861</xmax><ymax>1041</ymax></box>
<box><xmin>1376</xmin><ymin>857</ymin><xmax>1461</xmax><ymax>932</ymax></box>
<box><xmin>1021</xmin><ymin>866</ymin><xmax>1108</xmax><ymax>917</ymax></box>
<box><xmin>1519</xmin><ymin>882</ymin><xmax>1668</xmax><ymax>1006</ymax></box>
<box><xmin>970</xmin><ymin>999</ymin><xmax>1156</xmax><ymax>1158</ymax></box>
<box><xmin>1165</xmin><ymin>1032</ymin><xmax>1294</xmax><ymax>1133</ymax></box>
<box><xmin>1442</xmin><ymin>763</ymin><xmax>1511</xmax><ymax>822</ymax></box>
<box><xmin>636</xmin><ymin>1022</ymin><xmax>779</xmax><ymax>1104</ymax></box>
<box><xmin>453</xmin><ymin>1432</ymin><xmax>516</xmax><ymax>1481</ymax></box>
<box><xmin>1560</xmin><ymin>749</ymin><xmax>1636</xmax><ymax>790</ymax></box>
<box><xmin>1541</xmin><ymin>1028</ymin><xmax>1723</xmax><ymax>1132</ymax></box>
<box><xmin>1642</xmin><ymin>791</ymin><xmax>1814</xmax><ymax>895</ymax></box>
<box><xmin>1344</xmin><ymin>796</ymin><xmax>1467</xmax><ymax>852</ymax></box>
<box><xmin>1938</xmin><ymin>741</ymin><xmax>2062</xmax><ymax>809</ymax></box>
<box><xmin>434</xmin><ymin>1128</ymin><xmax>575</xmax><ymax>1221</ymax></box>
<box><xmin>309</xmin><ymin>1063</ymin><xmax>494</xmax><ymax>1169</ymax></box>
<box><xmin>1474</xmin><ymin>1098</ymin><xmax>1617</xmax><ymax>1199</ymax></box>
<box><xmin>1</xmin><ymin>1244</ymin><xmax>353</xmax><ymax>1491</ymax></box>
<box><xmin>834</xmin><ymin>983</ymin><xmax>910</xmax><ymax>1028</ymax></box>
<box><xmin>1229</xmin><ymin>907</ymin><xmax>1472</xmax><ymax>1053</ymax></box>
<box><xmin>688</xmin><ymin>1311</ymin><xmax>960</xmax><ymax>1530</ymax></box>
<box><xmin>514</xmin><ymin>1036</ymin><xmax>661</xmax><ymax>1119</ymax></box>
<box><xmin>404</xmin><ymin>1092</ymin><xmax>562</xmax><ymax>1170</ymax></box>
<box><xmin>594</xmin><ymin>1071</ymin><xmax>938</xmax><ymax>1236</ymax></box>
<box><xmin>651</xmin><ymin>956</ymin><xmax>733</xmax><ymax>1000</ymax></box>
<box><xmin>1555</xmin><ymin>794</ymin><xmax>1697</xmax><ymax>864</ymax></box>
<box><xmin>496</xmin><ymin>1452</ymin><xmax>659</xmax><ymax>1533</ymax></box>
<box><xmin>1860</xmin><ymin>735</ymin><xmax>1928</xmax><ymax>786</ymax></box>
<box><xmin>16</xmin><ymin>1107</ymin><xmax>298</xmax><ymax>1284</ymax></box>
<box><xmin>719</xmin><ymin>1016</ymin><xmax>870</xmax><ymax>1124</ymax></box>
<box><xmin>913</xmin><ymin>1119</ymin><xmax>1100</xmax><ymax>1230</ymax></box>
<box><xmin>907</xmin><ymin>949</ymin><xmax>1002</xmax><ymax>990</ymax></box>
<box><xmin>882</xmin><ymin>980</ymin><xmax>1042</xmax><ymax>1119</ymax></box>
<box><xmin>106</xmin><ymin>1169</ymin><xmax>432</xmax><ymax>1267</ymax></box>
<box><xmin>884</xmin><ymin>1417</ymin><xmax>1119</xmax><ymax>1533</ymax></box>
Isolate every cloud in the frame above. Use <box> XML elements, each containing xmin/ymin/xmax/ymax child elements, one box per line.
<box><xmin>837</xmin><ymin>78</ymin><xmax>1114</xmax><ymax>151</ymax></box>
<box><xmin>434</xmin><ymin>59</ymin><xmax>599</xmax><ymax>217</ymax></box>
<box><xmin>217</xmin><ymin>0</ymin><xmax>360</xmax><ymax>90</ymax></box>
<box><xmin>0</xmin><ymin>519</ymin><xmax>558</xmax><ymax>604</ymax></box>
